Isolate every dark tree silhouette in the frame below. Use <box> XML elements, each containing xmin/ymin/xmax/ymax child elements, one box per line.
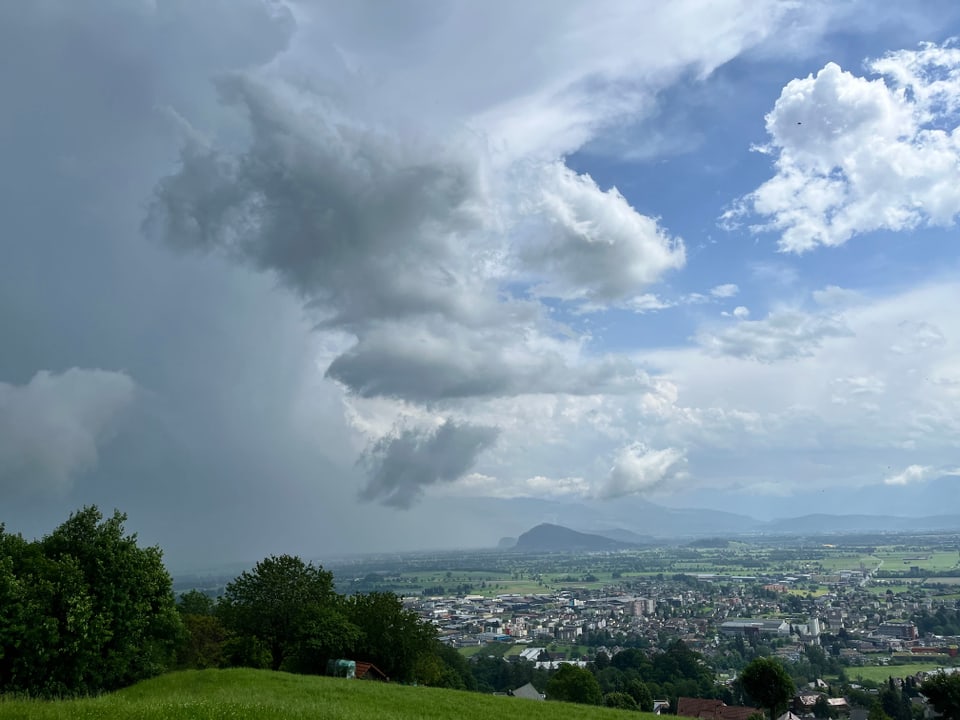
<box><xmin>740</xmin><ymin>657</ymin><xmax>796</xmax><ymax>720</ymax></box>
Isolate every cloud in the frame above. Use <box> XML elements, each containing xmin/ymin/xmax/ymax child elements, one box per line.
<box><xmin>598</xmin><ymin>444</ymin><xmax>686</xmax><ymax>499</ymax></box>
<box><xmin>710</xmin><ymin>283</ymin><xmax>739</xmax><ymax>298</ymax></box>
<box><xmin>325</xmin><ymin>318</ymin><xmax>652</xmax><ymax>402</ymax></box>
<box><xmin>696</xmin><ymin>309</ymin><xmax>854</xmax><ymax>362</ymax></box>
<box><xmin>727</xmin><ymin>41</ymin><xmax>960</xmax><ymax>251</ymax></box>
<box><xmin>721</xmin><ymin>306</ymin><xmax>751</xmax><ymax>319</ymax></box>
<box><xmin>632</xmin><ymin>280</ymin><xmax>960</xmax><ymax>499</ymax></box>
<box><xmin>626</xmin><ymin>294</ymin><xmax>675</xmax><ymax>313</ymax></box>
<box><xmin>884</xmin><ymin>464</ymin><xmax>960</xmax><ymax>486</ymax></box>
<box><xmin>518</xmin><ymin>163</ymin><xmax>686</xmax><ymax>302</ymax></box>
<box><xmin>890</xmin><ymin>320</ymin><xmax>947</xmax><ymax>354</ymax></box>
<box><xmin>0</xmin><ymin>369</ymin><xmax>136</xmax><ymax>498</ymax></box>
<box><xmin>813</xmin><ymin>285</ymin><xmax>862</xmax><ymax>307</ymax></box>
<box><xmin>358</xmin><ymin>420</ymin><xmax>499</xmax><ymax>508</ymax></box>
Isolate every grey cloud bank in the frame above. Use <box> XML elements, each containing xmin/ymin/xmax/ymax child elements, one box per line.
<box><xmin>2</xmin><ymin>1</ymin><xmax>960</xmax><ymax>568</ymax></box>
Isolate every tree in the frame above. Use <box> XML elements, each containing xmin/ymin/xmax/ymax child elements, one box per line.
<box><xmin>177</xmin><ymin>589</ymin><xmax>215</xmax><ymax>616</ymax></box>
<box><xmin>343</xmin><ymin>591</ymin><xmax>434</xmax><ymax>682</ymax></box>
<box><xmin>546</xmin><ymin>664</ymin><xmax>603</xmax><ymax>705</ymax></box>
<box><xmin>177</xmin><ymin>614</ymin><xmax>227</xmax><ymax>669</ymax></box>
<box><xmin>628</xmin><ymin>678</ymin><xmax>655</xmax><ymax>712</ymax></box>
<box><xmin>740</xmin><ymin>657</ymin><xmax>796</xmax><ymax>720</ymax></box>
<box><xmin>605</xmin><ymin>691</ymin><xmax>639</xmax><ymax>710</ymax></box>
<box><xmin>869</xmin><ymin>701</ymin><xmax>893</xmax><ymax>720</ymax></box>
<box><xmin>0</xmin><ymin>508</ymin><xmax>182</xmax><ymax>696</ymax></box>
<box><xmin>921</xmin><ymin>672</ymin><xmax>960</xmax><ymax>720</ymax></box>
<box><xmin>218</xmin><ymin>554</ymin><xmax>354</xmax><ymax>672</ymax></box>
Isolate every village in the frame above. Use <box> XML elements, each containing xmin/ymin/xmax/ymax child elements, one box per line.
<box><xmin>400</xmin><ymin>563</ymin><xmax>960</xmax><ymax>716</ymax></box>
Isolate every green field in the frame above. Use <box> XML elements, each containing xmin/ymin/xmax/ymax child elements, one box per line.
<box><xmin>0</xmin><ymin>669</ymin><xmax>654</xmax><ymax>720</ymax></box>
<box><xmin>849</xmin><ymin>663</ymin><xmax>954</xmax><ymax>683</ymax></box>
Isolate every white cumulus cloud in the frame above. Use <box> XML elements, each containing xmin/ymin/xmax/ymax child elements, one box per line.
<box><xmin>728</xmin><ymin>41</ymin><xmax>960</xmax><ymax>252</ymax></box>
<box><xmin>884</xmin><ymin>464</ymin><xmax>960</xmax><ymax>486</ymax></box>
<box><xmin>598</xmin><ymin>444</ymin><xmax>687</xmax><ymax>499</ymax></box>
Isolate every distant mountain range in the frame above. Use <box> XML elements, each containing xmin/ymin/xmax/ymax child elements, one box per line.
<box><xmin>482</xmin><ymin>502</ymin><xmax>960</xmax><ymax>551</ymax></box>
<box><xmin>500</xmin><ymin>511</ymin><xmax>960</xmax><ymax>551</ymax></box>
<box><xmin>422</xmin><ymin>493</ymin><xmax>960</xmax><ymax>553</ymax></box>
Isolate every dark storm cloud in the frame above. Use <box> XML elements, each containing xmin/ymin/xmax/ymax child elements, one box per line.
<box><xmin>146</xmin><ymin>72</ymin><xmax>657</xmax><ymax>408</ymax></box>
<box><xmin>325</xmin><ymin>318</ymin><xmax>653</xmax><ymax>401</ymax></box>
<box><xmin>146</xmin><ymin>73</ymin><xmax>491</xmax><ymax>327</ymax></box>
<box><xmin>359</xmin><ymin>420</ymin><xmax>500</xmax><ymax>508</ymax></box>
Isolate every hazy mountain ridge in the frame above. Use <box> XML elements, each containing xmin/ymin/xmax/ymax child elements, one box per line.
<box><xmin>513</xmin><ymin>523</ymin><xmax>638</xmax><ymax>551</ymax></box>
<box><xmin>504</xmin><ymin>508</ymin><xmax>960</xmax><ymax>550</ymax></box>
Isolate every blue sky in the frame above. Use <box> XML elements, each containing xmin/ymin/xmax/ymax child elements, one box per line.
<box><xmin>2</xmin><ymin>1</ymin><xmax>959</xmax><ymax>568</ymax></box>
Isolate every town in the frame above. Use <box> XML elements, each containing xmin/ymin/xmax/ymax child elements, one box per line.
<box><xmin>320</xmin><ymin>531</ymin><xmax>960</xmax><ymax>716</ymax></box>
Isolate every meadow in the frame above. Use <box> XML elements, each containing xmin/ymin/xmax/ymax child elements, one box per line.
<box><xmin>848</xmin><ymin>663</ymin><xmax>953</xmax><ymax>683</ymax></box>
<box><xmin>0</xmin><ymin>669</ymin><xmax>655</xmax><ymax>720</ymax></box>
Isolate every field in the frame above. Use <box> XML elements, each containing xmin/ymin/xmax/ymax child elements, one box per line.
<box><xmin>0</xmin><ymin>669</ymin><xmax>655</xmax><ymax>720</ymax></box>
<box><xmin>848</xmin><ymin>663</ymin><xmax>953</xmax><ymax>683</ymax></box>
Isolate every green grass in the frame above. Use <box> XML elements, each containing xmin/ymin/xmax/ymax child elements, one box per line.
<box><xmin>0</xmin><ymin>669</ymin><xmax>656</xmax><ymax>720</ymax></box>
<box><xmin>849</xmin><ymin>663</ymin><xmax>954</xmax><ymax>683</ymax></box>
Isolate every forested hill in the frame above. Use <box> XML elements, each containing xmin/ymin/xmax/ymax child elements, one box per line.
<box><xmin>513</xmin><ymin>523</ymin><xmax>636</xmax><ymax>552</ymax></box>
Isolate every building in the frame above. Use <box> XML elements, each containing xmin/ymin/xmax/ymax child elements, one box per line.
<box><xmin>511</xmin><ymin>682</ymin><xmax>545</xmax><ymax>700</ymax></box>
<box><xmin>720</xmin><ymin>618</ymin><xmax>790</xmax><ymax>637</ymax></box>
<box><xmin>876</xmin><ymin>622</ymin><xmax>918</xmax><ymax>641</ymax></box>
<box><xmin>677</xmin><ymin>697</ymin><xmax>759</xmax><ymax>720</ymax></box>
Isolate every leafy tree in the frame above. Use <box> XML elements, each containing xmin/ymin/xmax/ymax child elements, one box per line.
<box><xmin>416</xmin><ymin>643</ymin><xmax>476</xmax><ymax>690</ymax></box>
<box><xmin>176</xmin><ymin>614</ymin><xmax>227</xmax><ymax>669</ymax></box>
<box><xmin>218</xmin><ymin>554</ymin><xmax>355</xmax><ymax>672</ymax></box>
<box><xmin>596</xmin><ymin>666</ymin><xmax>628</xmax><ymax>694</ymax></box>
<box><xmin>869</xmin><ymin>701</ymin><xmax>893</xmax><ymax>720</ymax></box>
<box><xmin>593</xmin><ymin>650</ymin><xmax>611</xmax><ymax>670</ymax></box>
<box><xmin>471</xmin><ymin>655</ymin><xmax>514</xmax><ymax>693</ymax></box>
<box><xmin>177</xmin><ymin>589</ymin><xmax>215</xmax><ymax>616</ymax></box>
<box><xmin>921</xmin><ymin>672</ymin><xmax>960</xmax><ymax>720</ymax></box>
<box><xmin>740</xmin><ymin>657</ymin><xmax>796</xmax><ymax>720</ymax></box>
<box><xmin>546</xmin><ymin>663</ymin><xmax>603</xmax><ymax>706</ymax></box>
<box><xmin>628</xmin><ymin>678</ymin><xmax>654</xmax><ymax>712</ymax></box>
<box><xmin>880</xmin><ymin>683</ymin><xmax>912</xmax><ymax>720</ymax></box>
<box><xmin>0</xmin><ymin>508</ymin><xmax>181</xmax><ymax>696</ymax></box>
<box><xmin>605</xmin><ymin>691</ymin><xmax>639</xmax><ymax>710</ymax></box>
<box><xmin>343</xmin><ymin>591</ymin><xmax>435</xmax><ymax>682</ymax></box>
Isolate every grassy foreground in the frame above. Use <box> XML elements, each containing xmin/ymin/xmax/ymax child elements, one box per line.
<box><xmin>0</xmin><ymin>668</ymin><xmax>655</xmax><ymax>720</ymax></box>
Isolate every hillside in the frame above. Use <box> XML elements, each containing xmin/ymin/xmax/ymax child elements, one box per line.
<box><xmin>514</xmin><ymin>523</ymin><xmax>636</xmax><ymax>551</ymax></box>
<box><xmin>0</xmin><ymin>668</ymin><xmax>658</xmax><ymax>720</ymax></box>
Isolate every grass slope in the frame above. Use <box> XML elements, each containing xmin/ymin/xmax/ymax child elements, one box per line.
<box><xmin>0</xmin><ymin>669</ymin><xmax>657</xmax><ymax>720</ymax></box>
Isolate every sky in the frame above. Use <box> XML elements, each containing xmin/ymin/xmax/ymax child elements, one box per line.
<box><xmin>2</xmin><ymin>1</ymin><xmax>960</xmax><ymax>571</ymax></box>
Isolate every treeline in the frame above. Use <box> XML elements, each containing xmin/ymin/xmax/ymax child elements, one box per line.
<box><xmin>913</xmin><ymin>606</ymin><xmax>960</xmax><ymax>636</ymax></box>
<box><xmin>0</xmin><ymin>507</ymin><xmax>470</xmax><ymax>697</ymax></box>
<box><xmin>174</xmin><ymin>554</ymin><xmax>455</xmax><ymax>685</ymax></box>
<box><xmin>470</xmin><ymin>639</ymin><xmax>722</xmax><ymax>711</ymax></box>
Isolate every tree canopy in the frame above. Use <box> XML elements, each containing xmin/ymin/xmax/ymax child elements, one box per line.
<box><xmin>739</xmin><ymin>657</ymin><xmax>795</xmax><ymax>720</ymax></box>
<box><xmin>921</xmin><ymin>672</ymin><xmax>960</xmax><ymax>720</ymax></box>
<box><xmin>0</xmin><ymin>507</ymin><xmax>181</xmax><ymax>697</ymax></box>
<box><xmin>217</xmin><ymin>554</ymin><xmax>356</xmax><ymax>672</ymax></box>
<box><xmin>546</xmin><ymin>664</ymin><xmax>603</xmax><ymax>706</ymax></box>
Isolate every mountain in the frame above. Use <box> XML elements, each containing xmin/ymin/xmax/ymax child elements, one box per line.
<box><xmin>513</xmin><ymin>523</ymin><xmax>637</xmax><ymax>552</ymax></box>
<box><xmin>770</xmin><ymin>513</ymin><xmax>960</xmax><ymax>533</ymax></box>
<box><xmin>591</xmin><ymin>528</ymin><xmax>657</xmax><ymax>545</ymax></box>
